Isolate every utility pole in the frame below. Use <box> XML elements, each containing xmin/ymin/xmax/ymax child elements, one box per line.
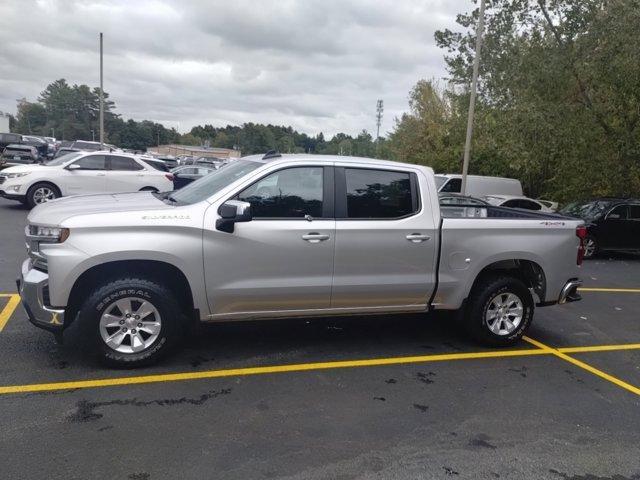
<box><xmin>375</xmin><ymin>99</ymin><xmax>383</xmax><ymax>158</ymax></box>
<box><xmin>461</xmin><ymin>0</ymin><xmax>486</xmax><ymax>195</ymax></box>
<box><xmin>51</xmin><ymin>128</ymin><xmax>55</xmax><ymax>138</ymax></box>
<box><xmin>99</xmin><ymin>32</ymin><xmax>105</xmax><ymax>147</ymax></box>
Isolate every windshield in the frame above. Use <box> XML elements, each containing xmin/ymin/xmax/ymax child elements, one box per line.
<box><xmin>560</xmin><ymin>200</ymin><xmax>616</xmax><ymax>220</ymax></box>
<box><xmin>169</xmin><ymin>159</ymin><xmax>262</xmax><ymax>204</ymax></box>
<box><xmin>45</xmin><ymin>152</ymin><xmax>84</xmax><ymax>166</ymax></box>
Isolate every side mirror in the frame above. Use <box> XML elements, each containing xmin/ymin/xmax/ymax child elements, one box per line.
<box><xmin>66</xmin><ymin>163</ymin><xmax>81</xmax><ymax>171</ymax></box>
<box><xmin>216</xmin><ymin>200</ymin><xmax>252</xmax><ymax>233</ymax></box>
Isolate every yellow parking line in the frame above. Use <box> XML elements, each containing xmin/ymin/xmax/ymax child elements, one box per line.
<box><xmin>0</xmin><ymin>348</ymin><xmax>550</xmax><ymax>395</ymax></box>
<box><xmin>2</xmin><ymin>341</ymin><xmax>640</xmax><ymax>396</ymax></box>
<box><xmin>559</xmin><ymin>343</ymin><xmax>640</xmax><ymax>353</ymax></box>
<box><xmin>579</xmin><ymin>287</ymin><xmax>640</xmax><ymax>293</ymax></box>
<box><xmin>524</xmin><ymin>337</ymin><xmax>640</xmax><ymax>396</ymax></box>
<box><xmin>0</xmin><ymin>294</ymin><xmax>20</xmax><ymax>332</ymax></box>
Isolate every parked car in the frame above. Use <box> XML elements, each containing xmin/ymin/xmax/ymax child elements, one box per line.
<box><xmin>21</xmin><ymin>135</ymin><xmax>49</xmax><ymax>159</ymax></box>
<box><xmin>537</xmin><ymin>199</ymin><xmax>559</xmax><ymax>211</ymax></box>
<box><xmin>0</xmin><ymin>132</ymin><xmax>23</xmax><ymax>151</ymax></box>
<box><xmin>0</xmin><ymin>150</ymin><xmax>173</xmax><ymax>207</ymax></box>
<box><xmin>153</xmin><ymin>156</ymin><xmax>179</xmax><ymax>169</ymax></box>
<box><xmin>483</xmin><ymin>195</ymin><xmax>555</xmax><ymax>212</ymax></box>
<box><xmin>54</xmin><ymin>147</ymin><xmax>80</xmax><ymax>158</ymax></box>
<box><xmin>172</xmin><ymin>164</ymin><xmax>218</xmax><ymax>189</ymax></box>
<box><xmin>1</xmin><ymin>144</ymin><xmax>41</xmax><ymax>167</ymax></box>
<box><xmin>17</xmin><ymin>153</ymin><xmax>584</xmax><ymax>366</ymax></box>
<box><xmin>435</xmin><ymin>174</ymin><xmax>523</xmax><ymax>197</ymax></box>
<box><xmin>70</xmin><ymin>140</ymin><xmax>117</xmax><ymax>151</ymax></box>
<box><xmin>560</xmin><ymin>198</ymin><xmax>640</xmax><ymax>258</ymax></box>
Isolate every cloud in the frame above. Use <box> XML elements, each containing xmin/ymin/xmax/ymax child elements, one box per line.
<box><xmin>0</xmin><ymin>0</ymin><xmax>466</xmax><ymax>137</ymax></box>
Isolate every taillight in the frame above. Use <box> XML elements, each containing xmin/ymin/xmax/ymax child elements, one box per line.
<box><xmin>576</xmin><ymin>225</ymin><xmax>587</xmax><ymax>265</ymax></box>
<box><xmin>165</xmin><ymin>173</ymin><xmax>174</xmax><ymax>181</ymax></box>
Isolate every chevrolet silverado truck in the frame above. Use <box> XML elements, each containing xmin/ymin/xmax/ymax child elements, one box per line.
<box><xmin>18</xmin><ymin>153</ymin><xmax>584</xmax><ymax>367</ymax></box>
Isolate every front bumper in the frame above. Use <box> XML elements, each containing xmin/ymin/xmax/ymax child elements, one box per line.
<box><xmin>17</xmin><ymin>258</ymin><xmax>65</xmax><ymax>332</ymax></box>
<box><xmin>0</xmin><ymin>190</ymin><xmax>26</xmax><ymax>202</ymax></box>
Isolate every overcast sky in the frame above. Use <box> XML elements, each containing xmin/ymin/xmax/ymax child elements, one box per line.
<box><xmin>0</xmin><ymin>0</ymin><xmax>467</xmax><ymax>137</ymax></box>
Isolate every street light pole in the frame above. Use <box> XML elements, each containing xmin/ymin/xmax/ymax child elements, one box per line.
<box><xmin>99</xmin><ymin>32</ymin><xmax>105</xmax><ymax>148</ymax></box>
<box><xmin>461</xmin><ymin>0</ymin><xmax>486</xmax><ymax>195</ymax></box>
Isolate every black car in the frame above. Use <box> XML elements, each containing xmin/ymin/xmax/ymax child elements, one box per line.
<box><xmin>0</xmin><ymin>132</ymin><xmax>23</xmax><ymax>151</ymax></box>
<box><xmin>21</xmin><ymin>135</ymin><xmax>49</xmax><ymax>158</ymax></box>
<box><xmin>560</xmin><ymin>198</ymin><xmax>640</xmax><ymax>258</ymax></box>
<box><xmin>172</xmin><ymin>165</ymin><xmax>218</xmax><ymax>189</ymax></box>
<box><xmin>1</xmin><ymin>144</ymin><xmax>40</xmax><ymax>166</ymax></box>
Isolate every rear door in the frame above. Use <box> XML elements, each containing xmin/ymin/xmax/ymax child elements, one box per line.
<box><xmin>626</xmin><ymin>205</ymin><xmax>640</xmax><ymax>249</ymax></box>
<box><xmin>332</xmin><ymin>166</ymin><xmax>437</xmax><ymax>309</ymax></box>
<box><xmin>65</xmin><ymin>154</ymin><xmax>107</xmax><ymax>195</ymax></box>
<box><xmin>106</xmin><ymin>155</ymin><xmax>146</xmax><ymax>192</ymax></box>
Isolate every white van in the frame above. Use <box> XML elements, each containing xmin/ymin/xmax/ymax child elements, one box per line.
<box><xmin>435</xmin><ymin>174</ymin><xmax>523</xmax><ymax>197</ymax></box>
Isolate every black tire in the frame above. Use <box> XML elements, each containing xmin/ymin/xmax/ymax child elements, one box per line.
<box><xmin>583</xmin><ymin>235</ymin><xmax>598</xmax><ymax>259</ymax></box>
<box><xmin>26</xmin><ymin>182</ymin><xmax>61</xmax><ymax>208</ymax></box>
<box><xmin>77</xmin><ymin>277</ymin><xmax>183</xmax><ymax>367</ymax></box>
<box><xmin>464</xmin><ymin>275</ymin><xmax>534</xmax><ymax>347</ymax></box>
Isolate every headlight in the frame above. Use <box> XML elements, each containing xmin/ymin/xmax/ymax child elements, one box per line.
<box><xmin>4</xmin><ymin>172</ymin><xmax>31</xmax><ymax>179</ymax></box>
<box><xmin>27</xmin><ymin>225</ymin><xmax>70</xmax><ymax>243</ymax></box>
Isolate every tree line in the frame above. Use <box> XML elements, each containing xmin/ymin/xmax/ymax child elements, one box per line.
<box><xmin>8</xmin><ymin>0</ymin><xmax>638</xmax><ymax>202</ymax></box>
<box><xmin>9</xmin><ymin>79</ymin><xmax>385</xmax><ymax>158</ymax></box>
<box><xmin>388</xmin><ymin>0</ymin><xmax>640</xmax><ymax>202</ymax></box>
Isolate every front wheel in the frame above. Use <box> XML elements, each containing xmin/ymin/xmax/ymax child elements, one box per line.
<box><xmin>464</xmin><ymin>275</ymin><xmax>534</xmax><ymax>346</ymax></box>
<box><xmin>78</xmin><ymin>277</ymin><xmax>183</xmax><ymax>367</ymax></box>
<box><xmin>26</xmin><ymin>182</ymin><xmax>60</xmax><ymax>208</ymax></box>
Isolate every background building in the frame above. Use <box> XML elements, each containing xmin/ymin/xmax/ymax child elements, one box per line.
<box><xmin>147</xmin><ymin>144</ymin><xmax>241</xmax><ymax>159</ymax></box>
<box><xmin>0</xmin><ymin>112</ymin><xmax>10</xmax><ymax>132</ymax></box>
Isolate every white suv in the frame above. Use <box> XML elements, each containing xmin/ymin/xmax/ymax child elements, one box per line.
<box><xmin>0</xmin><ymin>150</ymin><xmax>174</xmax><ymax>208</ymax></box>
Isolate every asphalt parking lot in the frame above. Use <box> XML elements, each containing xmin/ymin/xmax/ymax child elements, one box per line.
<box><xmin>0</xmin><ymin>198</ymin><xmax>639</xmax><ymax>480</ymax></box>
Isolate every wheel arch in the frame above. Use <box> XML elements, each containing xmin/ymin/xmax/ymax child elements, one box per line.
<box><xmin>469</xmin><ymin>258</ymin><xmax>546</xmax><ymax>305</ymax></box>
<box><xmin>66</xmin><ymin>259</ymin><xmax>197</xmax><ymax>327</ymax></box>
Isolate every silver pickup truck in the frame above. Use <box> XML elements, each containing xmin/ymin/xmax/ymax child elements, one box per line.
<box><xmin>18</xmin><ymin>153</ymin><xmax>585</xmax><ymax>366</ymax></box>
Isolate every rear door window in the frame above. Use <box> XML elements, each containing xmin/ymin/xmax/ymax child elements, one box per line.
<box><xmin>629</xmin><ymin>206</ymin><xmax>640</xmax><ymax>220</ymax></box>
<box><xmin>108</xmin><ymin>155</ymin><xmax>143</xmax><ymax>171</ymax></box>
<box><xmin>344</xmin><ymin>168</ymin><xmax>416</xmax><ymax>219</ymax></box>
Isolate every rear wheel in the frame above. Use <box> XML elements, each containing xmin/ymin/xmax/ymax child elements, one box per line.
<box><xmin>78</xmin><ymin>277</ymin><xmax>183</xmax><ymax>367</ymax></box>
<box><xmin>26</xmin><ymin>182</ymin><xmax>60</xmax><ymax>208</ymax></box>
<box><xmin>583</xmin><ymin>235</ymin><xmax>598</xmax><ymax>259</ymax></box>
<box><xmin>464</xmin><ymin>275</ymin><xmax>534</xmax><ymax>346</ymax></box>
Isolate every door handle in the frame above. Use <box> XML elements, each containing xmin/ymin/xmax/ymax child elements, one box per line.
<box><xmin>406</xmin><ymin>233</ymin><xmax>430</xmax><ymax>243</ymax></box>
<box><xmin>97</xmin><ymin>173</ymin><xmax>106</xmax><ymax>176</ymax></box>
<box><xmin>302</xmin><ymin>232</ymin><xmax>330</xmax><ymax>243</ymax></box>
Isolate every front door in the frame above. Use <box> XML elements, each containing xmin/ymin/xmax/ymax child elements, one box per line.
<box><xmin>332</xmin><ymin>166</ymin><xmax>438</xmax><ymax>309</ymax></box>
<box><xmin>203</xmin><ymin>165</ymin><xmax>335</xmax><ymax>317</ymax></box>
<box><xmin>600</xmin><ymin>204</ymin><xmax>629</xmax><ymax>249</ymax></box>
<box><xmin>65</xmin><ymin>154</ymin><xmax>107</xmax><ymax>195</ymax></box>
